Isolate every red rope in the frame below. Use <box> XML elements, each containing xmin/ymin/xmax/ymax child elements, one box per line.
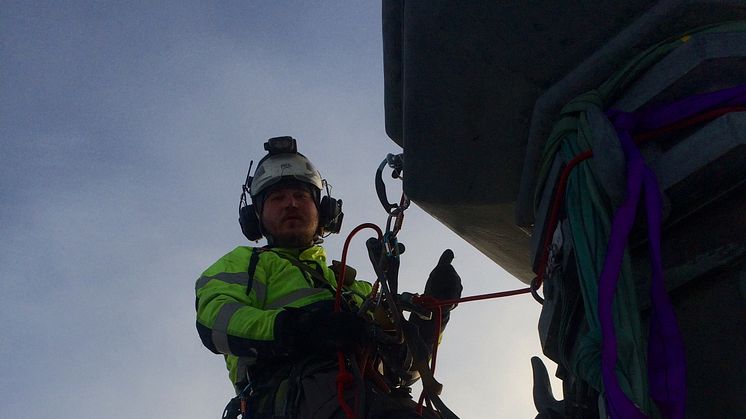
<box><xmin>337</xmin><ymin>223</ymin><xmax>383</xmax><ymax>311</ymax></box>
<box><xmin>534</xmin><ymin>150</ymin><xmax>593</xmax><ymax>289</ymax></box>
<box><xmin>336</xmin><ymin>351</ymin><xmax>356</xmax><ymax>419</ymax></box>
<box><xmin>419</xmin><ymin>287</ymin><xmax>532</xmax><ymax>309</ymax></box>
<box><xmin>335</xmin><ymin>223</ymin><xmax>384</xmax><ymax>419</ymax></box>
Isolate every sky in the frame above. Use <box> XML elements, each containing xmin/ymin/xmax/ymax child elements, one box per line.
<box><xmin>1</xmin><ymin>2</ymin><xmax>559</xmax><ymax>418</ymax></box>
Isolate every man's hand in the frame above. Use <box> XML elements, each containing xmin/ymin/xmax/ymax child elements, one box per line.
<box><xmin>423</xmin><ymin>249</ymin><xmax>463</xmax><ymax>309</ymax></box>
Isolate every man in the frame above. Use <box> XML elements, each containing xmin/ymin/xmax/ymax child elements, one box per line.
<box><xmin>195</xmin><ymin>137</ymin><xmax>462</xmax><ymax>418</ymax></box>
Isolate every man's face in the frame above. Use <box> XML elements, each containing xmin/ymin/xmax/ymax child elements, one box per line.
<box><xmin>261</xmin><ymin>184</ymin><xmax>319</xmax><ymax>247</ymax></box>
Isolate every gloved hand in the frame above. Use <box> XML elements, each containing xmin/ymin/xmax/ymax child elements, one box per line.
<box><xmin>278</xmin><ymin>308</ymin><xmax>369</xmax><ymax>354</ymax></box>
<box><xmin>423</xmin><ymin>249</ymin><xmax>463</xmax><ymax>309</ymax></box>
<box><xmin>406</xmin><ymin>250</ymin><xmax>463</xmax><ymax>357</ymax></box>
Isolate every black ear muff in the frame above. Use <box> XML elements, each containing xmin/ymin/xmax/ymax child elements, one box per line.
<box><xmin>239</xmin><ymin>204</ymin><xmax>263</xmax><ymax>241</ymax></box>
<box><xmin>319</xmin><ymin>196</ymin><xmax>344</xmax><ymax>234</ymax></box>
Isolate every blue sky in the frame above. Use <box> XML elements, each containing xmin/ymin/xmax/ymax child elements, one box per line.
<box><xmin>1</xmin><ymin>2</ymin><xmax>557</xmax><ymax>418</ymax></box>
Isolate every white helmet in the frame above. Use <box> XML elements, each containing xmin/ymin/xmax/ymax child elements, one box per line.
<box><xmin>250</xmin><ymin>152</ymin><xmax>323</xmax><ymax>199</ymax></box>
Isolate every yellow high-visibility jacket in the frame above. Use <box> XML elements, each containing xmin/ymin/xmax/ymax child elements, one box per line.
<box><xmin>195</xmin><ymin>245</ymin><xmax>372</xmax><ymax>388</ymax></box>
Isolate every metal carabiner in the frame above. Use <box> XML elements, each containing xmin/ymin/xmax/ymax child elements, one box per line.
<box><xmin>375</xmin><ymin>153</ymin><xmax>408</xmax><ymax>216</ymax></box>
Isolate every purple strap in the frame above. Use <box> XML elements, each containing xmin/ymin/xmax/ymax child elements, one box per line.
<box><xmin>596</xmin><ymin>122</ymin><xmax>650</xmax><ymax>419</ymax></box>
<box><xmin>598</xmin><ymin>83</ymin><xmax>746</xmax><ymax>418</ymax></box>
<box><xmin>643</xmin><ymin>165</ymin><xmax>686</xmax><ymax>419</ymax></box>
<box><xmin>631</xmin><ymin>84</ymin><xmax>746</xmax><ymax>131</ymax></box>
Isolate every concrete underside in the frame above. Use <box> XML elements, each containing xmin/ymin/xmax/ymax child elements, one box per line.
<box><xmin>382</xmin><ymin>0</ymin><xmax>746</xmax><ymax>283</ymax></box>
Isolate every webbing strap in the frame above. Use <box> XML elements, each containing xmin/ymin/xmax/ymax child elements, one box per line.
<box><xmin>245</xmin><ymin>248</ymin><xmax>262</xmax><ymax>296</ymax></box>
<box><xmin>596</xmin><ymin>122</ymin><xmax>657</xmax><ymax>419</ymax></box>
<box><xmin>270</xmin><ymin>251</ymin><xmax>336</xmax><ymax>293</ymax></box>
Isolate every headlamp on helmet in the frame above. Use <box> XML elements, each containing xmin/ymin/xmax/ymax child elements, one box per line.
<box><xmin>264</xmin><ymin>136</ymin><xmax>297</xmax><ymax>155</ymax></box>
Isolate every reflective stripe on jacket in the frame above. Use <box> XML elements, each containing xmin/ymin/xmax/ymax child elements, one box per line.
<box><xmin>195</xmin><ymin>245</ymin><xmax>372</xmax><ymax>386</ymax></box>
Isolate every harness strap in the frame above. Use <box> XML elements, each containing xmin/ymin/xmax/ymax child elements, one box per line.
<box><xmin>245</xmin><ymin>248</ymin><xmax>263</xmax><ymax>296</ymax></box>
<box><xmin>270</xmin><ymin>251</ymin><xmax>339</xmax><ymax>296</ymax></box>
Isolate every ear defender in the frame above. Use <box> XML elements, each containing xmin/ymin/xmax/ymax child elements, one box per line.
<box><xmin>319</xmin><ymin>196</ymin><xmax>344</xmax><ymax>234</ymax></box>
<box><xmin>240</xmin><ymin>196</ymin><xmax>343</xmax><ymax>241</ymax></box>
<box><xmin>239</xmin><ymin>204</ymin><xmax>263</xmax><ymax>241</ymax></box>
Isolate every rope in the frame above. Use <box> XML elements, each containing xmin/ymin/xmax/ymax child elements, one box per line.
<box><xmin>407</xmin><ymin>287</ymin><xmax>534</xmax><ymax>416</ymax></box>
<box><xmin>336</xmin><ymin>351</ymin><xmax>357</xmax><ymax>419</ymax></box>
<box><xmin>422</xmin><ymin>287</ymin><xmax>532</xmax><ymax>309</ymax></box>
<box><xmin>533</xmin><ymin>104</ymin><xmax>746</xmax><ymax>291</ymax></box>
<box><xmin>336</xmin><ymin>223</ymin><xmax>383</xmax><ymax>311</ymax></box>
<box><xmin>335</xmin><ymin>223</ymin><xmax>384</xmax><ymax>419</ymax></box>
<box><xmin>530</xmin><ymin>87</ymin><xmax>746</xmax><ymax>418</ymax></box>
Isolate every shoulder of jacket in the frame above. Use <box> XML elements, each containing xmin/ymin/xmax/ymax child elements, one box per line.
<box><xmin>201</xmin><ymin>246</ymin><xmax>258</xmax><ymax>276</ymax></box>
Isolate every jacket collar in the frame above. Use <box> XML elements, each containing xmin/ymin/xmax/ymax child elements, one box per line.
<box><xmin>270</xmin><ymin>245</ymin><xmax>327</xmax><ymax>264</ymax></box>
